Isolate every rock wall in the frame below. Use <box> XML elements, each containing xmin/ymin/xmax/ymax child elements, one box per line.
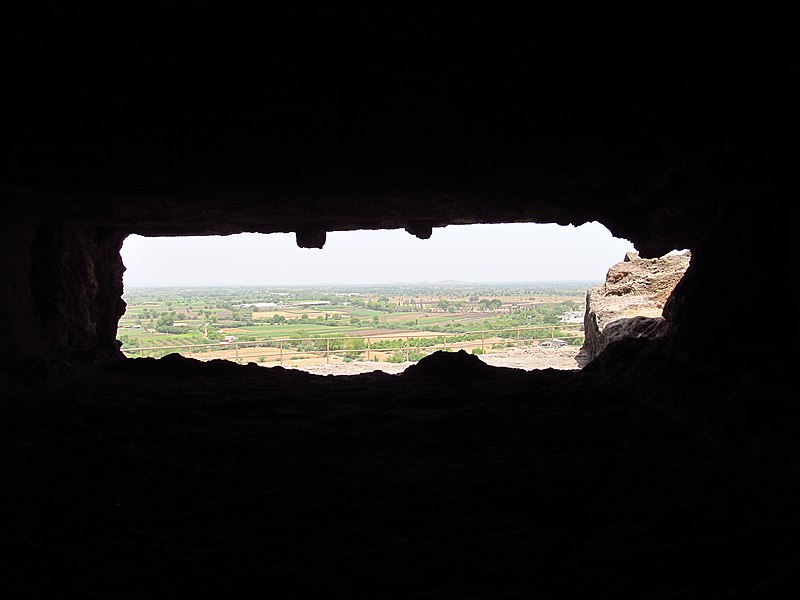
<box><xmin>583</xmin><ymin>251</ymin><xmax>691</xmax><ymax>362</ymax></box>
<box><xmin>0</xmin><ymin>195</ymin><xmax>46</xmax><ymax>366</ymax></box>
<box><xmin>1</xmin><ymin>192</ymin><xmax>125</xmax><ymax>393</ymax></box>
<box><xmin>1</xmin><ymin>5</ymin><xmax>797</xmax><ymax>483</ymax></box>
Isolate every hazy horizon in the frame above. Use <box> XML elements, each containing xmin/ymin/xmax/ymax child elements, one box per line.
<box><xmin>121</xmin><ymin>222</ymin><xmax>636</xmax><ymax>287</ymax></box>
<box><xmin>121</xmin><ymin>279</ymin><xmax>604</xmax><ymax>289</ymax></box>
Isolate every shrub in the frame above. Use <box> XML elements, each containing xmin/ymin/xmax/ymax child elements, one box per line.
<box><xmin>386</xmin><ymin>350</ymin><xmax>427</xmax><ymax>363</ymax></box>
<box><xmin>386</xmin><ymin>352</ymin><xmax>406</xmax><ymax>363</ymax></box>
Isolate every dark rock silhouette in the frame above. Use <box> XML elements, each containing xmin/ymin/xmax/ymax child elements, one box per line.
<box><xmin>3</xmin><ymin>5</ymin><xmax>799</xmax><ymax>598</ymax></box>
<box><xmin>403</xmin><ymin>349</ymin><xmax>502</xmax><ymax>380</ymax></box>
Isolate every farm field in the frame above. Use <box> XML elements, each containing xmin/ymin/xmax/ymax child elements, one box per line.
<box><xmin>117</xmin><ymin>282</ymin><xmax>592</xmax><ymax>368</ymax></box>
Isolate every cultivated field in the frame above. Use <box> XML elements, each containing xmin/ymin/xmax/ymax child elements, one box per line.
<box><xmin>117</xmin><ymin>283</ymin><xmax>592</xmax><ymax>371</ymax></box>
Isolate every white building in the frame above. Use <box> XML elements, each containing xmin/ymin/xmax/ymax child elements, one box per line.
<box><xmin>560</xmin><ymin>310</ymin><xmax>584</xmax><ymax>323</ymax></box>
<box><xmin>237</xmin><ymin>302</ymin><xmax>280</xmax><ymax>309</ymax></box>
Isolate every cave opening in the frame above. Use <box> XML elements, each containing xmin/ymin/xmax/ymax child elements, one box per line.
<box><xmin>116</xmin><ymin>222</ymin><xmax>643</xmax><ymax>373</ymax></box>
<box><xmin>5</xmin><ymin>5</ymin><xmax>799</xmax><ymax>596</ymax></box>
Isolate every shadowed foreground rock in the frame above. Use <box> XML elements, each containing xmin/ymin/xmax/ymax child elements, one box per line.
<box><xmin>3</xmin><ymin>5</ymin><xmax>800</xmax><ymax>598</ymax></box>
<box><xmin>4</xmin><ymin>352</ymin><xmax>799</xmax><ymax>598</ymax></box>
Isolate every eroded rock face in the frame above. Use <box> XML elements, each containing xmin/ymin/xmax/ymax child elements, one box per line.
<box><xmin>1</xmin><ymin>193</ymin><xmax>126</xmax><ymax>394</ymax></box>
<box><xmin>583</xmin><ymin>251</ymin><xmax>691</xmax><ymax>362</ymax></box>
<box><xmin>1</xmin><ymin>5</ymin><xmax>797</xmax><ymax>489</ymax></box>
<box><xmin>3</xmin><ymin>11</ymin><xmax>800</xmax><ymax>597</ymax></box>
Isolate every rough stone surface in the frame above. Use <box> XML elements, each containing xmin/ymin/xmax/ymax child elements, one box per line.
<box><xmin>1</xmin><ymin>193</ymin><xmax>126</xmax><ymax>395</ymax></box>
<box><xmin>583</xmin><ymin>251</ymin><xmax>691</xmax><ymax>362</ymax></box>
<box><xmin>3</xmin><ymin>6</ymin><xmax>800</xmax><ymax>597</ymax></box>
<box><xmin>4</xmin><ymin>352</ymin><xmax>799</xmax><ymax>598</ymax></box>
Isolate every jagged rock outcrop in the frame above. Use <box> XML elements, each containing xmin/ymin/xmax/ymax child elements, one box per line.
<box><xmin>582</xmin><ymin>251</ymin><xmax>691</xmax><ymax>362</ymax></box>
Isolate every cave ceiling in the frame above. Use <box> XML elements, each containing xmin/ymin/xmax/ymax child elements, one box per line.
<box><xmin>4</xmin><ymin>6</ymin><xmax>794</xmax><ymax>257</ymax></box>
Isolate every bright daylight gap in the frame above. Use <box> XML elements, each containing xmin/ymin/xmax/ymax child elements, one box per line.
<box><xmin>117</xmin><ymin>222</ymin><xmax>636</xmax><ymax>373</ymax></box>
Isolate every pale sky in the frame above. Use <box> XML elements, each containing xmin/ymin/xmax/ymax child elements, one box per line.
<box><xmin>120</xmin><ymin>222</ymin><xmax>636</xmax><ymax>287</ymax></box>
